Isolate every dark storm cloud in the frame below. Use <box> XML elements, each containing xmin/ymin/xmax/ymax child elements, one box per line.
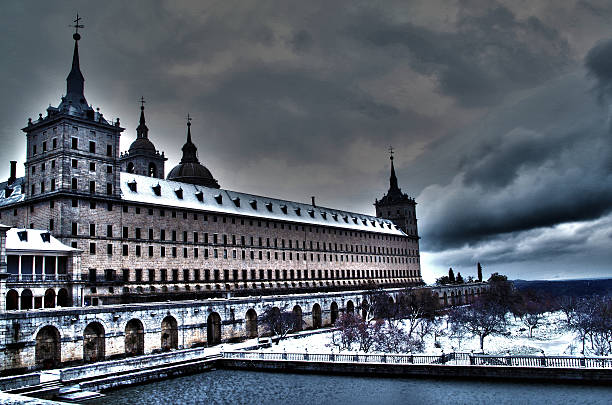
<box><xmin>350</xmin><ymin>6</ymin><xmax>571</xmax><ymax>107</ymax></box>
<box><xmin>2</xmin><ymin>1</ymin><xmax>612</xmax><ymax>281</ymax></box>
<box><xmin>585</xmin><ymin>37</ymin><xmax>612</xmax><ymax>100</ymax></box>
<box><xmin>419</xmin><ymin>70</ymin><xmax>612</xmax><ymax>252</ymax></box>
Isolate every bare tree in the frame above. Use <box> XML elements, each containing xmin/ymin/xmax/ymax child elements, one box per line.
<box><xmin>557</xmin><ymin>295</ymin><xmax>577</xmax><ymax>326</ymax></box>
<box><xmin>333</xmin><ymin>313</ymin><xmax>362</xmax><ymax>351</ymax></box>
<box><xmin>260</xmin><ymin>304</ymin><xmax>300</xmax><ymax>344</ymax></box>
<box><xmin>449</xmin><ymin>300</ymin><xmax>507</xmax><ymax>351</ymax></box>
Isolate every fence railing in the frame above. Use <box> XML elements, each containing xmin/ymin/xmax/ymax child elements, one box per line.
<box><xmin>222</xmin><ymin>350</ymin><xmax>612</xmax><ymax>368</ymax></box>
<box><xmin>7</xmin><ymin>274</ymin><xmax>71</xmax><ymax>282</ymax></box>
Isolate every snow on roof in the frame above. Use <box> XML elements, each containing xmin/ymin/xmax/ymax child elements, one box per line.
<box><xmin>5</xmin><ymin>227</ymin><xmax>79</xmax><ymax>253</ymax></box>
<box><xmin>0</xmin><ymin>174</ymin><xmax>406</xmax><ymax>236</ymax></box>
<box><xmin>120</xmin><ymin>173</ymin><xmax>406</xmax><ymax>236</ymax></box>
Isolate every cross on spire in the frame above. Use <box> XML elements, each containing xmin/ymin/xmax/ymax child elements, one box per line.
<box><xmin>389</xmin><ymin>146</ymin><xmax>394</xmax><ymax>161</ymax></box>
<box><xmin>140</xmin><ymin>96</ymin><xmax>146</xmax><ymax>108</ymax></box>
<box><xmin>70</xmin><ymin>13</ymin><xmax>84</xmax><ymax>40</ymax></box>
<box><xmin>187</xmin><ymin>113</ymin><xmax>192</xmax><ymax>125</ymax></box>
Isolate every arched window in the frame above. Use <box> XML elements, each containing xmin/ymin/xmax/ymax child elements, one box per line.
<box><xmin>126</xmin><ymin>162</ymin><xmax>135</xmax><ymax>174</ymax></box>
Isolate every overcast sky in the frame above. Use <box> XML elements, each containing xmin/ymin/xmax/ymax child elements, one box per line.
<box><xmin>2</xmin><ymin>1</ymin><xmax>612</xmax><ymax>283</ymax></box>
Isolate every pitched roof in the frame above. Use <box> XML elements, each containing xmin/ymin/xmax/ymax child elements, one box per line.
<box><xmin>121</xmin><ymin>173</ymin><xmax>406</xmax><ymax>236</ymax></box>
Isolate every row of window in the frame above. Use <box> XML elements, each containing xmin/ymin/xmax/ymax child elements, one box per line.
<box><xmin>31</xmin><ymin>159</ymin><xmax>113</xmax><ymax>175</ymax></box>
<box><xmin>30</xmin><ymin>179</ymin><xmax>113</xmax><ymax>196</ymax></box>
<box><xmin>84</xmin><ymin>241</ymin><xmax>419</xmax><ymax>266</ymax></box>
<box><xmin>30</xmin><ymin>135</ymin><xmax>113</xmax><ymax>157</ymax></box>
<box><xmin>78</xmin><ymin>224</ymin><xmax>413</xmax><ymax>256</ymax></box>
<box><xmin>94</xmin><ymin>267</ymin><xmax>421</xmax><ymax>283</ymax></box>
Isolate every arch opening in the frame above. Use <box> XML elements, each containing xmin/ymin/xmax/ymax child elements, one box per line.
<box><xmin>207</xmin><ymin>312</ymin><xmax>222</xmax><ymax>346</ymax></box>
<box><xmin>35</xmin><ymin>326</ymin><xmax>61</xmax><ymax>369</ymax></box>
<box><xmin>125</xmin><ymin>319</ymin><xmax>145</xmax><ymax>356</ymax></box>
<box><xmin>330</xmin><ymin>302</ymin><xmax>339</xmax><ymax>325</ymax></box>
<box><xmin>83</xmin><ymin>322</ymin><xmax>105</xmax><ymax>363</ymax></box>
<box><xmin>312</xmin><ymin>303</ymin><xmax>322</xmax><ymax>329</ymax></box>
<box><xmin>6</xmin><ymin>289</ymin><xmax>18</xmax><ymax>310</ymax></box>
<box><xmin>161</xmin><ymin>316</ymin><xmax>178</xmax><ymax>351</ymax></box>
<box><xmin>245</xmin><ymin>309</ymin><xmax>258</xmax><ymax>338</ymax></box>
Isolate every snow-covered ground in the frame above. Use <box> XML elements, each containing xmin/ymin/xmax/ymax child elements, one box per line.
<box><xmin>258</xmin><ymin>311</ymin><xmax>582</xmax><ymax>356</ymax></box>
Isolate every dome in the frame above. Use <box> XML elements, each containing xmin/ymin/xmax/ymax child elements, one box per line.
<box><xmin>128</xmin><ymin>137</ymin><xmax>156</xmax><ymax>154</ymax></box>
<box><xmin>167</xmin><ymin>162</ymin><xmax>220</xmax><ymax>188</ymax></box>
<box><xmin>166</xmin><ymin>118</ymin><xmax>220</xmax><ymax>188</ymax></box>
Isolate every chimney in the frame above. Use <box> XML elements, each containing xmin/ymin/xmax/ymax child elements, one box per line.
<box><xmin>8</xmin><ymin>161</ymin><xmax>16</xmax><ymax>185</ymax></box>
<box><xmin>311</xmin><ymin>196</ymin><xmax>316</xmax><ymax>207</ymax></box>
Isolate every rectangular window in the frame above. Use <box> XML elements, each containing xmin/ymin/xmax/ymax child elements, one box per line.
<box><xmin>89</xmin><ymin>181</ymin><xmax>95</xmax><ymax>194</ymax></box>
<box><xmin>135</xmin><ymin>228</ymin><xmax>141</xmax><ymax>239</ymax></box>
<box><xmin>107</xmin><ymin>144</ymin><xmax>113</xmax><ymax>157</ymax></box>
<box><xmin>49</xmin><ymin>219</ymin><xmax>54</xmax><ymax>231</ymax></box>
<box><xmin>90</xmin><ymin>243</ymin><xmax>96</xmax><ymax>255</ymax></box>
<box><xmin>89</xmin><ymin>141</ymin><xmax>96</xmax><ymax>153</ymax></box>
<box><xmin>52</xmin><ymin>138</ymin><xmax>57</xmax><ymax>149</ymax></box>
<box><xmin>90</xmin><ymin>162</ymin><xmax>95</xmax><ymax>171</ymax></box>
<box><xmin>148</xmin><ymin>246</ymin><xmax>153</xmax><ymax>257</ymax></box>
<box><xmin>107</xmin><ymin>244</ymin><xmax>113</xmax><ymax>255</ymax></box>
<box><xmin>161</xmin><ymin>269</ymin><xmax>167</xmax><ymax>281</ymax></box>
<box><xmin>107</xmin><ymin>165</ymin><xmax>113</xmax><ymax>174</ymax></box>
<box><xmin>122</xmin><ymin>244</ymin><xmax>128</xmax><ymax>256</ymax></box>
<box><xmin>123</xmin><ymin>227</ymin><xmax>129</xmax><ymax>238</ymax></box>
<box><xmin>71</xmin><ymin>222</ymin><xmax>78</xmax><ymax>235</ymax></box>
<box><xmin>161</xmin><ymin>229</ymin><xmax>166</xmax><ymax>240</ymax></box>
<box><xmin>193</xmin><ymin>232</ymin><xmax>198</xmax><ymax>243</ymax></box>
<box><xmin>161</xmin><ymin>246</ymin><xmax>166</xmax><ymax>257</ymax></box>
<box><xmin>72</xmin><ymin>137</ymin><xmax>78</xmax><ymax>149</ymax></box>
<box><xmin>135</xmin><ymin>245</ymin><xmax>141</xmax><ymax>257</ymax></box>
<box><xmin>172</xmin><ymin>247</ymin><xmax>177</xmax><ymax>257</ymax></box>
<box><xmin>107</xmin><ymin>183</ymin><xmax>112</xmax><ymax>195</ymax></box>
<box><xmin>135</xmin><ymin>269</ymin><xmax>142</xmax><ymax>282</ymax></box>
<box><xmin>89</xmin><ymin>223</ymin><xmax>96</xmax><ymax>236</ymax></box>
<box><xmin>51</xmin><ymin>179</ymin><xmax>56</xmax><ymax>191</ymax></box>
<box><xmin>149</xmin><ymin>269</ymin><xmax>155</xmax><ymax>281</ymax></box>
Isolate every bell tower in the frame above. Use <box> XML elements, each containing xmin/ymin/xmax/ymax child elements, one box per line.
<box><xmin>374</xmin><ymin>148</ymin><xmax>421</xmax><ymax>279</ymax></box>
<box><xmin>22</xmin><ymin>15</ymin><xmax>124</xmax><ymax>205</ymax></box>
<box><xmin>119</xmin><ymin>98</ymin><xmax>167</xmax><ymax>179</ymax></box>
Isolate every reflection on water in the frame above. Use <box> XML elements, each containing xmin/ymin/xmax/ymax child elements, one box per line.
<box><xmin>94</xmin><ymin>369</ymin><xmax>612</xmax><ymax>405</ymax></box>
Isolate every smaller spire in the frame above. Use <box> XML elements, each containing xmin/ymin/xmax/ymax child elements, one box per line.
<box><xmin>136</xmin><ymin>97</ymin><xmax>149</xmax><ymax>138</ymax></box>
<box><xmin>180</xmin><ymin>114</ymin><xmax>199</xmax><ymax>164</ymax></box>
<box><xmin>186</xmin><ymin>113</ymin><xmax>193</xmax><ymax>144</ymax></box>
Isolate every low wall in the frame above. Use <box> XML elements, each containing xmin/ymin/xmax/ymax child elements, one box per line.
<box><xmin>60</xmin><ymin>347</ymin><xmax>211</xmax><ymax>383</ymax></box>
<box><xmin>220</xmin><ymin>359</ymin><xmax>612</xmax><ymax>384</ymax></box>
<box><xmin>0</xmin><ymin>373</ymin><xmax>40</xmax><ymax>391</ymax></box>
<box><xmin>77</xmin><ymin>358</ymin><xmax>218</xmax><ymax>392</ymax></box>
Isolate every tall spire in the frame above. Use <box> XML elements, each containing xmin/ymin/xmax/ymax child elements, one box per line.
<box><xmin>66</xmin><ymin>13</ymin><xmax>85</xmax><ymax>99</ymax></box>
<box><xmin>389</xmin><ymin>146</ymin><xmax>399</xmax><ymax>193</ymax></box>
<box><xmin>136</xmin><ymin>96</ymin><xmax>149</xmax><ymax>138</ymax></box>
<box><xmin>180</xmin><ymin>114</ymin><xmax>199</xmax><ymax>163</ymax></box>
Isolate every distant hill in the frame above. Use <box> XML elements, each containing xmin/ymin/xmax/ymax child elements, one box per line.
<box><xmin>512</xmin><ymin>278</ymin><xmax>612</xmax><ymax>298</ymax></box>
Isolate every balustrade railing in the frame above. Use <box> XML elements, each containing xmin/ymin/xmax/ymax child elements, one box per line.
<box><xmin>7</xmin><ymin>274</ymin><xmax>71</xmax><ymax>282</ymax></box>
<box><xmin>222</xmin><ymin>350</ymin><xmax>612</xmax><ymax>369</ymax></box>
